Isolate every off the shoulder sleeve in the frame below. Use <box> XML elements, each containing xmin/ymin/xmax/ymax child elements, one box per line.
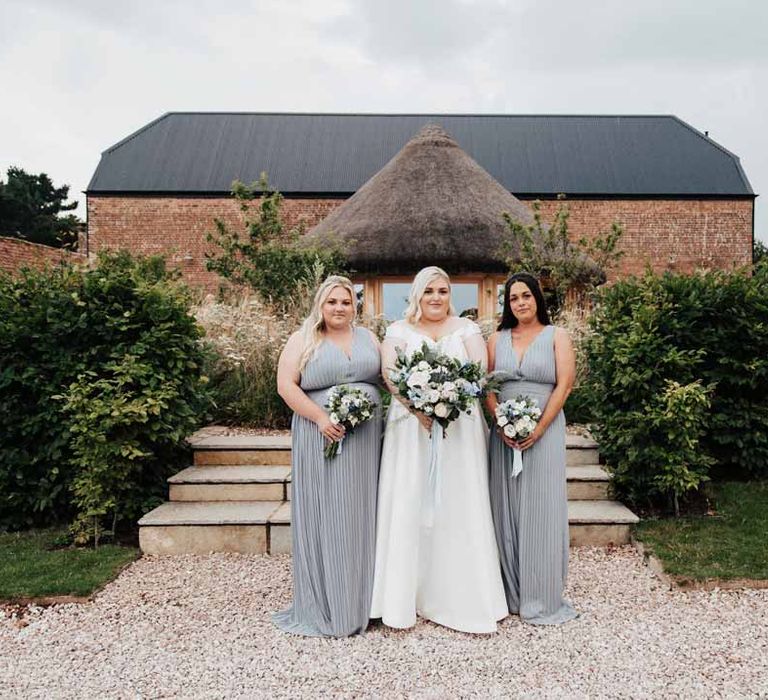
<box><xmin>384</xmin><ymin>320</ymin><xmax>407</xmax><ymax>342</ymax></box>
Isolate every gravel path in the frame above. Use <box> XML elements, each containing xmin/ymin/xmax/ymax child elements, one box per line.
<box><xmin>2</xmin><ymin>547</ymin><xmax>767</xmax><ymax>699</ymax></box>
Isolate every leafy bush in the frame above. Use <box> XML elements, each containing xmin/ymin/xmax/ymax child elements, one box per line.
<box><xmin>0</xmin><ymin>252</ymin><xmax>211</xmax><ymax>538</ymax></box>
<box><xmin>205</xmin><ymin>175</ymin><xmax>347</xmax><ymax>309</ymax></box>
<box><xmin>584</xmin><ymin>267</ymin><xmax>768</xmax><ymax>507</ymax></box>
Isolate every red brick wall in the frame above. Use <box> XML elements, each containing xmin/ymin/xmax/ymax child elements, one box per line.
<box><xmin>87</xmin><ymin>195</ymin><xmax>753</xmax><ymax>291</ymax></box>
<box><xmin>0</xmin><ymin>236</ymin><xmax>87</xmax><ymax>275</ymax></box>
<box><xmin>533</xmin><ymin>198</ymin><xmax>754</xmax><ymax>280</ymax></box>
<box><xmin>87</xmin><ymin>196</ymin><xmax>343</xmax><ymax>291</ymax></box>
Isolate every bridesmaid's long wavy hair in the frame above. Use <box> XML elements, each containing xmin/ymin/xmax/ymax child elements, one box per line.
<box><xmin>403</xmin><ymin>266</ymin><xmax>456</xmax><ymax>324</ymax></box>
<box><xmin>298</xmin><ymin>275</ymin><xmax>356</xmax><ymax>371</ymax></box>
<box><xmin>497</xmin><ymin>272</ymin><xmax>551</xmax><ymax>330</ymax></box>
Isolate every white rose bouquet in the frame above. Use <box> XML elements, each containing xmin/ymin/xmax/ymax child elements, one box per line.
<box><xmin>324</xmin><ymin>385</ymin><xmax>376</xmax><ymax>459</ymax></box>
<box><xmin>389</xmin><ymin>341</ymin><xmax>485</xmax><ymax>432</ymax></box>
<box><xmin>389</xmin><ymin>341</ymin><xmax>487</xmax><ymax>525</ymax></box>
<box><xmin>495</xmin><ymin>395</ymin><xmax>542</xmax><ymax>477</ymax></box>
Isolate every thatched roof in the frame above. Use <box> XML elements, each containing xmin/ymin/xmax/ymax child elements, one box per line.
<box><xmin>306</xmin><ymin>124</ymin><xmax>539</xmax><ymax>274</ymax></box>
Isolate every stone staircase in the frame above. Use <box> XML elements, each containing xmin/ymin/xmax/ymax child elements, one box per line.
<box><xmin>138</xmin><ymin>431</ymin><xmax>639</xmax><ymax>555</ymax></box>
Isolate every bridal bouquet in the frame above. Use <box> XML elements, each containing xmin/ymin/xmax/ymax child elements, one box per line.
<box><xmin>389</xmin><ymin>341</ymin><xmax>486</xmax><ymax>431</ymax></box>
<box><xmin>389</xmin><ymin>341</ymin><xmax>487</xmax><ymax>525</ymax></box>
<box><xmin>495</xmin><ymin>396</ymin><xmax>542</xmax><ymax>477</ymax></box>
<box><xmin>324</xmin><ymin>385</ymin><xmax>376</xmax><ymax>459</ymax></box>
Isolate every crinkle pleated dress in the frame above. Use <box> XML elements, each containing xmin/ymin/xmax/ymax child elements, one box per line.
<box><xmin>273</xmin><ymin>326</ymin><xmax>381</xmax><ymax>637</ymax></box>
<box><xmin>488</xmin><ymin>326</ymin><xmax>578</xmax><ymax>625</ymax></box>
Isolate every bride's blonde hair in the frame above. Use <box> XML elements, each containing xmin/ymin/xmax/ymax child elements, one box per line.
<box><xmin>298</xmin><ymin>275</ymin><xmax>356</xmax><ymax>371</ymax></box>
<box><xmin>403</xmin><ymin>266</ymin><xmax>455</xmax><ymax>324</ymax></box>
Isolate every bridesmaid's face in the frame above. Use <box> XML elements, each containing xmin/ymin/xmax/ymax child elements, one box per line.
<box><xmin>419</xmin><ymin>276</ymin><xmax>451</xmax><ymax>322</ymax></box>
<box><xmin>508</xmin><ymin>281</ymin><xmax>537</xmax><ymax>323</ymax></box>
<box><xmin>322</xmin><ymin>286</ymin><xmax>354</xmax><ymax>330</ymax></box>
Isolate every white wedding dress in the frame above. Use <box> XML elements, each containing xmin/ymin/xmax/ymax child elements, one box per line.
<box><xmin>370</xmin><ymin>319</ymin><xmax>508</xmax><ymax>633</ymax></box>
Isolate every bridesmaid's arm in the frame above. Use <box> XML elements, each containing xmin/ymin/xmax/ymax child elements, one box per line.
<box><xmin>276</xmin><ymin>331</ymin><xmax>344</xmax><ymax>442</ymax></box>
<box><xmin>517</xmin><ymin>327</ymin><xmax>576</xmax><ymax>450</ymax></box>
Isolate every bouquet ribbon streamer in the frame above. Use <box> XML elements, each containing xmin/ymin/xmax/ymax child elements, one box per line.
<box><xmin>422</xmin><ymin>421</ymin><xmax>444</xmax><ymax>528</ymax></box>
<box><xmin>511</xmin><ymin>447</ymin><xmax>523</xmax><ymax>478</ymax></box>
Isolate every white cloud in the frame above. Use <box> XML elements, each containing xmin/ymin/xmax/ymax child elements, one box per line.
<box><xmin>1</xmin><ymin>0</ymin><xmax>765</xmax><ymax>239</ymax></box>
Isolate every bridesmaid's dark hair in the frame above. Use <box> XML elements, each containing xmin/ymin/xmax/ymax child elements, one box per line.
<box><xmin>497</xmin><ymin>272</ymin><xmax>551</xmax><ymax>330</ymax></box>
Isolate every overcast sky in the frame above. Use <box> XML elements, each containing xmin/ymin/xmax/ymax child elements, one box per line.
<box><xmin>2</xmin><ymin>0</ymin><xmax>766</xmax><ymax>242</ymax></box>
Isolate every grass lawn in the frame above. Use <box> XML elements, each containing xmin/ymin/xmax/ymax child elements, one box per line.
<box><xmin>0</xmin><ymin>528</ymin><xmax>139</xmax><ymax>600</ymax></box>
<box><xmin>635</xmin><ymin>481</ymin><xmax>768</xmax><ymax>581</ymax></box>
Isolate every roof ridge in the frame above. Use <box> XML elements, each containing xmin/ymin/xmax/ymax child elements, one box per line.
<box><xmin>158</xmin><ymin>111</ymin><xmax>680</xmax><ymax>118</ymax></box>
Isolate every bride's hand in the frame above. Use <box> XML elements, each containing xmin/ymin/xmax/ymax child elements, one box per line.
<box><xmin>413</xmin><ymin>410</ymin><xmax>433</xmax><ymax>433</ymax></box>
<box><xmin>316</xmin><ymin>414</ymin><xmax>345</xmax><ymax>442</ymax></box>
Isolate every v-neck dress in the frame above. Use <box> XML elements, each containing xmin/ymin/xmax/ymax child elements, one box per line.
<box><xmin>273</xmin><ymin>326</ymin><xmax>382</xmax><ymax>637</ymax></box>
<box><xmin>488</xmin><ymin>326</ymin><xmax>578</xmax><ymax>625</ymax></box>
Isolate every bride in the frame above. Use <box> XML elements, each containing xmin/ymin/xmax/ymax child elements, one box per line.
<box><xmin>370</xmin><ymin>266</ymin><xmax>507</xmax><ymax>633</ymax></box>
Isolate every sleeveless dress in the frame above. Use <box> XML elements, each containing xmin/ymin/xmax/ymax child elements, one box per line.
<box><xmin>488</xmin><ymin>326</ymin><xmax>577</xmax><ymax>625</ymax></box>
<box><xmin>370</xmin><ymin>319</ymin><xmax>508</xmax><ymax>634</ymax></box>
<box><xmin>273</xmin><ymin>326</ymin><xmax>382</xmax><ymax>637</ymax></box>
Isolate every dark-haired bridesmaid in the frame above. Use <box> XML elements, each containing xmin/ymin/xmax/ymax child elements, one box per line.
<box><xmin>486</xmin><ymin>272</ymin><xmax>578</xmax><ymax>625</ymax></box>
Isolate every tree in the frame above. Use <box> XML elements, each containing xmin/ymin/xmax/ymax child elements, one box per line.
<box><xmin>499</xmin><ymin>197</ymin><xmax>624</xmax><ymax>314</ymax></box>
<box><xmin>205</xmin><ymin>174</ymin><xmax>347</xmax><ymax>309</ymax></box>
<box><xmin>754</xmin><ymin>238</ymin><xmax>768</xmax><ymax>267</ymax></box>
<box><xmin>0</xmin><ymin>166</ymin><xmax>82</xmax><ymax>249</ymax></box>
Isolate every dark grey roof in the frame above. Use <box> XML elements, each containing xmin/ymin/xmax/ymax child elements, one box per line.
<box><xmin>87</xmin><ymin>113</ymin><xmax>754</xmax><ymax>197</ymax></box>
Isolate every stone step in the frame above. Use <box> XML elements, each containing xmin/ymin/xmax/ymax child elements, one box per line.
<box><xmin>567</xmin><ymin>500</ymin><xmax>639</xmax><ymax>547</ymax></box>
<box><xmin>168</xmin><ymin>465</ymin><xmax>291</xmax><ymax>502</ymax></box>
<box><xmin>138</xmin><ymin>501</ymin><xmax>291</xmax><ymax>555</ymax></box>
<box><xmin>566</xmin><ymin>465</ymin><xmax>611</xmax><ymax>500</ymax></box>
<box><xmin>189</xmin><ymin>432</ymin><xmax>600</xmax><ymax>466</ymax></box>
<box><xmin>167</xmin><ymin>464</ymin><xmax>605</xmax><ymax>503</ymax></box>
<box><xmin>139</xmin><ymin>496</ymin><xmax>638</xmax><ymax>555</ymax></box>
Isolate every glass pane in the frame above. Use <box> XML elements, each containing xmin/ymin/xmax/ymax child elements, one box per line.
<box><xmin>497</xmin><ymin>283</ymin><xmax>505</xmax><ymax>314</ymax></box>
<box><xmin>354</xmin><ymin>283</ymin><xmax>365</xmax><ymax>315</ymax></box>
<box><xmin>452</xmin><ymin>283</ymin><xmax>479</xmax><ymax>320</ymax></box>
<box><xmin>382</xmin><ymin>283</ymin><xmax>412</xmax><ymax>321</ymax></box>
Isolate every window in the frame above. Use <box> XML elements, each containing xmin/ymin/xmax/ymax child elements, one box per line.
<box><xmin>381</xmin><ymin>283</ymin><xmax>412</xmax><ymax>321</ymax></box>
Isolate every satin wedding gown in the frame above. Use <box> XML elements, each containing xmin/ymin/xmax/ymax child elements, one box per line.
<box><xmin>370</xmin><ymin>319</ymin><xmax>507</xmax><ymax>633</ymax></box>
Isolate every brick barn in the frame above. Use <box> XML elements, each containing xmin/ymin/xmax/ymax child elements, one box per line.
<box><xmin>86</xmin><ymin>112</ymin><xmax>755</xmax><ymax>313</ymax></box>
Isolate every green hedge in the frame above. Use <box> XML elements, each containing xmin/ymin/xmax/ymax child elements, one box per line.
<box><xmin>0</xmin><ymin>252</ymin><xmax>212</xmax><ymax>540</ymax></box>
<box><xmin>583</xmin><ymin>265</ymin><xmax>768</xmax><ymax>508</ymax></box>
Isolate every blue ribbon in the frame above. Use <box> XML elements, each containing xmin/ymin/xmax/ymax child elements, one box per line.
<box><xmin>422</xmin><ymin>421</ymin><xmax>444</xmax><ymax>527</ymax></box>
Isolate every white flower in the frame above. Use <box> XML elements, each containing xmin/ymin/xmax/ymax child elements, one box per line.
<box><xmin>426</xmin><ymin>389</ymin><xmax>440</xmax><ymax>403</ymax></box>
<box><xmin>423</xmin><ymin>405</ymin><xmax>434</xmax><ymax>415</ymax></box>
<box><xmin>503</xmin><ymin>424</ymin><xmax>516</xmax><ymax>438</ymax></box>
<box><xmin>497</xmin><ymin>415</ymin><xmax>509</xmax><ymax>427</ymax></box>
<box><xmin>407</xmin><ymin>370</ymin><xmax>430</xmax><ymax>389</ymax></box>
<box><xmin>442</xmin><ymin>381</ymin><xmax>456</xmax><ymax>392</ymax></box>
<box><xmin>329</xmin><ymin>413</ymin><xmax>340</xmax><ymax>425</ymax></box>
<box><xmin>434</xmin><ymin>403</ymin><xmax>449</xmax><ymax>418</ymax></box>
<box><xmin>417</xmin><ymin>361</ymin><xmax>431</xmax><ymax>371</ymax></box>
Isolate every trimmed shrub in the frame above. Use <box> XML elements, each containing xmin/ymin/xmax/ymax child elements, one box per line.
<box><xmin>0</xmin><ymin>252</ymin><xmax>212</xmax><ymax>538</ymax></box>
<box><xmin>584</xmin><ymin>266</ymin><xmax>768</xmax><ymax>507</ymax></box>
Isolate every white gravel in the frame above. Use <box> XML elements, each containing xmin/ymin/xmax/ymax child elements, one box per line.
<box><xmin>2</xmin><ymin>547</ymin><xmax>767</xmax><ymax>699</ymax></box>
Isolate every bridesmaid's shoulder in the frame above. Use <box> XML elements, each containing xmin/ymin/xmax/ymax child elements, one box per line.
<box><xmin>550</xmin><ymin>325</ymin><xmax>572</xmax><ymax>345</ymax></box>
<box><xmin>360</xmin><ymin>326</ymin><xmax>380</xmax><ymax>346</ymax></box>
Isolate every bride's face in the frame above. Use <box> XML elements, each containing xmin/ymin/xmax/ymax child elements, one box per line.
<box><xmin>419</xmin><ymin>276</ymin><xmax>451</xmax><ymax>322</ymax></box>
<box><xmin>322</xmin><ymin>286</ymin><xmax>354</xmax><ymax>330</ymax></box>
